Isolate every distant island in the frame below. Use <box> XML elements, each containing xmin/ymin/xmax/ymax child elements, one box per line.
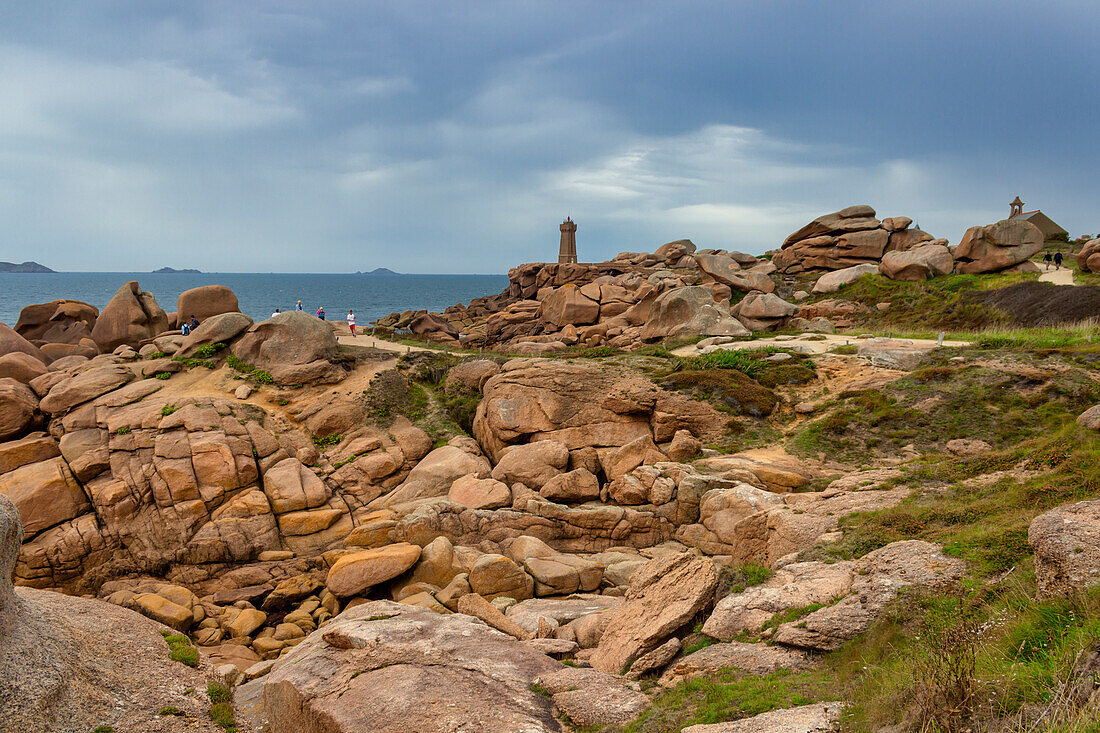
<box><xmin>0</xmin><ymin>261</ymin><xmax>54</xmax><ymax>273</ymax></box>
<box><xmin>153</xmin><ymin>267</ymin><xmax>202</xmax><ymax>274</ymax></box>
<box><xmin>357</xmin><ymin>267</ymin><xmax>400</xmax><ymax>275</ymax></box>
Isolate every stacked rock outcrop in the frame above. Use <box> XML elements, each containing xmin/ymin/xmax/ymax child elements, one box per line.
<box><xmin>377</xmin><ymin>239</ymin><xmax>795</xmax><ymax>350</ymax></box>
<box><xmin>773</xmin><ymin>205</ymin><xmax>943</xmax><ymax>274</ymax></box>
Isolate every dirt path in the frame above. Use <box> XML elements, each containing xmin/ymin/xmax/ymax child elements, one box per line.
<box><xmin>1038</xmin><ymin>266</ymin><xmax>1075</xmax><ymax>286</ymax></box>
<box><xmin>336</xmin><ymin>333</ymin><xmax>435</xmax><ymax>353</ymax></box>
<box><xmin>671</xmin><ymin>332</ymin><xmax>970</xmax><ymax>357</ymax></box>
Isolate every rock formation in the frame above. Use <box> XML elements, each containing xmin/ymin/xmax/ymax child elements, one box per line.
<box><xmin>1076</xmin><ymin>238</ymin><xmax>1100</xmax><ymax>273</ymax></box>
<box><xmin>375</xmin><ymin>239</ymin><xmax>785</xmax><ymax>351</ymax></box>
<box><xmin>90</xmin><ymin>281</ymin><xmax>170</xmax><ymax>351</ymax></box>
<box><xmin>773</xmin><ymin>206</ymin><xmax>940</xmax><ymax>274</ymax></box>
<box><xmin>954</xmin><ymin>218</ymin><xmax>1044</xmax><ymax>274</ymax></box>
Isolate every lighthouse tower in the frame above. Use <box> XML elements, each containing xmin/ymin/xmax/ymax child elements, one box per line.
<box><xmin>558</xmin><ymin>217</ymin><xmax>577</xmax><ymax>264</ymax></box>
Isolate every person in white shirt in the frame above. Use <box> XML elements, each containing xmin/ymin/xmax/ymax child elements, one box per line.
<box><xmin>347</xmin><ymin>309</ymin><xmax>356</xmax><ymax>336</ymax></box>
<box><xmin>271</xmin><ymin>308</ymin><xmax>281</xmax><ymax>318</ymax></box>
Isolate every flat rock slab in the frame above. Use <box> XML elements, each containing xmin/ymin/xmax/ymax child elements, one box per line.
<box><xmin>682</xmin><ymin>701</ymin><xmax>842</xmax><ymax>732</ymax></box>
<box><xmin>260</xmin><ymin>600</ymin><xmax>563</xmax><ymax>733</ymax></box>
<box><xmin>659</xmin><ymin>642</ymin><xmax>815</xmax><ymax>687</ymax></box>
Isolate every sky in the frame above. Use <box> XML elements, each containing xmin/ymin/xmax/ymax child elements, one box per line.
<box><xmin>0</xmin><ymin>1</ymin><xmax>1096</xmax><ymax>273</ymax></box>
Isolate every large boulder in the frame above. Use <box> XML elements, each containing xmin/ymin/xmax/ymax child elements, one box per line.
<box><xmin>641</xmin><ymin>286</ymin><xmax>749</xmax><ymax>341</ymax></box>
<box><xmin>695</xmin><ymin>254</ymin><xmax>776</xmax><ymax>294</ymax></box>
<box><xmin>175</xmin><ymin>312</ymin><xmax>254</xmax><ymax>358</ymax></box>
<box><xmin>954</xmin><ymin>218</ymin><xmax>1044</xmax><ymax>274</ymax></box>
<box><xmin>231</xmin><ymin>311</ymin><xmax>340</xmax><ymax>383</ymax></box>
<box><xmin>1029</xmin><ymin>499</ymin><xmax>1100</xmax><ymax>598</ymax></box>
<box><xmin>175</xmin><ymin>285</ymin><xmax>240</xmax><ymax>324</ymax></box>
<box><xmin>38</xmin><ymin>364</ymin><xmax>134</xmax><ymax>415</ymax></box>
<box><xmin>1076</xmin><ymin>238</ymin><xmax>1100</xmax><ymax>273</ymax></box>
<box><xmin>811</xmin><ymin>263</ymin><xmax>880</xmax><ymax>294</ymax></box>
<box><xmin>541</xmin><ymin>284</ymin><xmax>600</xmax><ymax>327</ymax></box>
<box><xmin>0</xmin><ymin>378</ymin><xmax>39</xmax><ymax>440</ymax></box>
<box><xmin>590</xmin><ymin>552</ymin><xmax>719</xmax><ymax>674</ymax></box>
<box><xmin>880</xmin><ymin>243</ymin><xmax>954</xmax><ymax>281</ymax></box>
<box><xmin>325</xmin><ymin>543</ymin><xmax>423</xmax><ymax>597</ymax></box>
<box><xmin>734</xmin><ymin>292</ymin><xmax>798</xmax><ymax>331</ymax></box>
<box><xmin>15</xmin><ymin>300</ymin><xmax>98</xmax><ymax>344</ymax></box>
<box><xmin>0</xmin><ymin>456</ymin><xmax>90</xmax><ymax>540</ymax></box>
<box><xmin>381</xmin><ymin>445</ymin><xmax>491</xmax><ymax>507</ymax></box>
<box><xmin>2</xmin><ymin>501</ymin><xmax>218</xmax><ymax>731</ymax></box>
<box><xmin>0</xmin><ymin>322</ymin><xmax>48</xmax><ymax>364</ymax></box>
<box><xmin>408</xmin><ymin>312</ymin><xmax>460</xmax><ymax>341</ymax></box>
<box><xmin>258</xmin><ymin>600</ymin><xmax>563</xmax><ymax>733</ymax></box>
<box><xmin>782</xmin><ymin>205</ymin><xmax>880</xmax><ymax>246</ymax></box>
<box><xmin>491</xmin><ymin>440</ymin><xmax>569</xmax><ymax>489</ymax></box>
<box><xmin>0</xmin><ymin>352</ymin><xmax>48</xmax><ymax>384</ymax></box>
<box><xmin>90</xmin><ymin>281</ymin><xmax>169</xmax><ymax>351</ymax></box>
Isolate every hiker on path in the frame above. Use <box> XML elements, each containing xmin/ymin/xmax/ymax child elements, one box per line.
<box><xmin>1044</xmin><ymin>252</ymin><xmax>1052</xmax><ymax>270</ymax></box>
<box><xmin>1054</xmin><ymin>251</ymin><xmax>1064</xmax><ymax>269</ymax></box>
<box><xmin>347</xmin><ymin>309</ymin><xmax>356</xmax><ymax>336</ymax></box>
<box><xmin>296</xmin><ymin>300</ymin><xmax>303</xmax><ymax>311</ymax></box>
<box><xmin>317</xmin><ymin>306</ymin><xmax>326</xmax><ymax>320</ymax></box>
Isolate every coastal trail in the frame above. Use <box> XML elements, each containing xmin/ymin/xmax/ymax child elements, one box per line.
<box><xmin>1038</xmin><ymin>267</ymin><xmax>1076</xmax><ymax>286</ymax></box>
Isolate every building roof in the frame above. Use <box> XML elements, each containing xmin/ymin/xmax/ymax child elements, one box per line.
<box><xmin>1010</xmin><ymin>210</ymin><xmax>1068</xmax><ymax>238</ymax></box>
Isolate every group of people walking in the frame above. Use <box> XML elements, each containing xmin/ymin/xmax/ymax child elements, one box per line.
<box><xmin>270</xmin><ymin>300</ymin><xmax>359</xmax><ymax>335</ymax></box>
<box><xmin>1043</xmin><ymin>251</ymin><xmax>1064</xmax><ymax>269</ymax></box>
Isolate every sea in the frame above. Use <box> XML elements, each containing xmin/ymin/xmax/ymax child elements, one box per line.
<box><xmin>0</xmin><ymin>272</ymin><xmax>510</xmax><ymax>327</ymax></box>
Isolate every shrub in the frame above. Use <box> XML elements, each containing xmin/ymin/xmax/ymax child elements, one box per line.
<box><xmin>209</xmin><ymin>701</ymin><xmax>236</xmax><ymax>730</ymax></box>
<box><xmin>252</xmin><ymin>369</ymin><xmax>273</xmax><ymax>384</ymax></box>
<box><xmin>207</xmin><ymin>682</ymin><xmax>231</xmax><ymax>704</ymax></box>
<box><xmin>168</xmin><ymin>645</ymin><xmax>198</xmax><ymax>667</ymax></box>
<box><xmin>154</xmin><ymin>371</ymin><xmax>172</xmax><ymax>380</ymax></box>
<box><xmin>226</xmin><ymin>355</ymin><xmax>255</xmax><ymax>373</ymax></box>
<box><xmin>312</xmin><ymin>434</ymin><xmax>343</xmax><ymax>448</ymax></box>
<box><xmin>161</xmin><ymin>404</ymin><xmax>180</xmax><ymax>416</ymax></box>
<box><xmin>115</xmin><ymin>427</ymin><xmax>131</xmax><ymax>435</ymax></box>
<box><xmin>158</xmin><ymin>706</ymin><xmax>184</xmax><ymax>716</ymax></box>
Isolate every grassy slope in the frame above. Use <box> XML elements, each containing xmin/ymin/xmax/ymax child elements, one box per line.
<box><xmin>573</xmin><ymin>275</ymin><xmax>1100</xmax><ymax>731</ymax></box>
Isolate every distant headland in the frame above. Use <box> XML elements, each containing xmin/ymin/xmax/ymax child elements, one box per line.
<box><xmin>0</xmin><ymin>261</ymin><xmax>54</xmax><ymax>273</ymax></box>
<box><xmin>152</xmin><ymin>267</ymin><xmax>202</xmax><ymax>274</ymax></box>
<box><xmin>357</xmin><ymin>267</ymin><xmax>400</xmax><ymax>275</ymax></box>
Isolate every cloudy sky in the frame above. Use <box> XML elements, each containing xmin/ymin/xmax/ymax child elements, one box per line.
<box><xmin>1</xmin><ymin>1</ymin><xmax>1096</xmax><ymax>273</ymax></box>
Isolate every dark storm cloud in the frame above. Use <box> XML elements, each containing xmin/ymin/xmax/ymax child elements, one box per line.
<box><xmin>0</xmin><ymin>1</ymin><xmax>1095</xmax><ymax>272</ymax></box>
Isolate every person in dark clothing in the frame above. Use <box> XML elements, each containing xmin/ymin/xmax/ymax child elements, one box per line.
<box><xmin>1043</xmin><ymin>252</ymin><xmax>1053</xmax><ymax>270</ymax></box>
<box><xmin>1054</xmin><ymin>251</ymin><xmax>1064</xmax><ymax>269</ymax></box>
<box><xmin>189</xmin><ymin>315</ymin><xmax>199</xmax><ymax>331</ymax></box>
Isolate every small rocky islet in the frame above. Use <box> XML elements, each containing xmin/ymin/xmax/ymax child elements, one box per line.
<box><xmin>2</xmin><ymin>206</ymin><xmax>1100</xmax><ymax>732</ymax></box>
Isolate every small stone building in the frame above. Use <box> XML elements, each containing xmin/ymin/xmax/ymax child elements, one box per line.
<box><xmin>1008</xmin><ymin>196</ymin><xmax>1069</xmax><ymax>244</ymax></box>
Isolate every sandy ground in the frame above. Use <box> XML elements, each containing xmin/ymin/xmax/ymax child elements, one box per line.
<box><xmin>336</xmin><ymin>333</ymin><xmax>434</xmax><ymax>353</ymax></box>
<box><xmin>1038</xmin><ymin>266</ymin><xmax>1075</xmax><ymax>286</ymax></box>
<box><xmin>671</xmin><ymin>332</ymin><xmax>970</xmax><ymax>357</ymax></box>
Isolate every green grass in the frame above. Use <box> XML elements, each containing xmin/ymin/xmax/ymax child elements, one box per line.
<box><xmin>311</xmin><ymin>433</ymin><xmax>344</xmax><ymax>448</ymax></box>
<box><xmin>158</xmin><ymin>706</ymin><xmax>184</xmax><ymax>716</ymax></box>
<box><xmin>207</xmin><ymin>683</ymin><xmax>231</xmax><ymax>704</ymax></box>
<box><xmin>621</xmin><ymin>668</ymin><xmax>831</xmax><ymax>733</ymax></box>
<box><xmin>799</xmin><ymin>423</ymin><xmax>1100</xmax><ymax>577</ymax></box>
<box><xmin>161</xmin><ymin>403</ymin><xmax>180</xmax><ymax>416</ymax></box>
<box><xmin>114</xmin><ymin>427</ymin><xmax>131</xmax><ymax>435</ymax></box>
<box><xmin>193</xmin><ymin>342</ymin><xmax>227</xmax><ymax>359</ymax></box>
<box><xmin>154</xmin><ymin>371</ymin><xmax>172</xmax><ymax>380</ymax></box>
<box><xmin>209</xmin><ymin>701</ymin><xmax>236</xmax><ymax>731</ymax></box>
<box><xmin>164</xmin><ymin>632</ymin><xmax>199</xmax><ymax>668</ymax></box>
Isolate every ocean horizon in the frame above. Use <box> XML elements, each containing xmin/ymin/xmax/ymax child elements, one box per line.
<box><xmin>0</xmin><ymin>271</ymin><xmax>510</xmax><ymax>327</ymax></box>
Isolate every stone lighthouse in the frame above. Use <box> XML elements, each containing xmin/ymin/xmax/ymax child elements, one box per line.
<box><xmin>558</xmin><ymin>217</ymin><xmax>577</xmax><ymax>264</ymax></box>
